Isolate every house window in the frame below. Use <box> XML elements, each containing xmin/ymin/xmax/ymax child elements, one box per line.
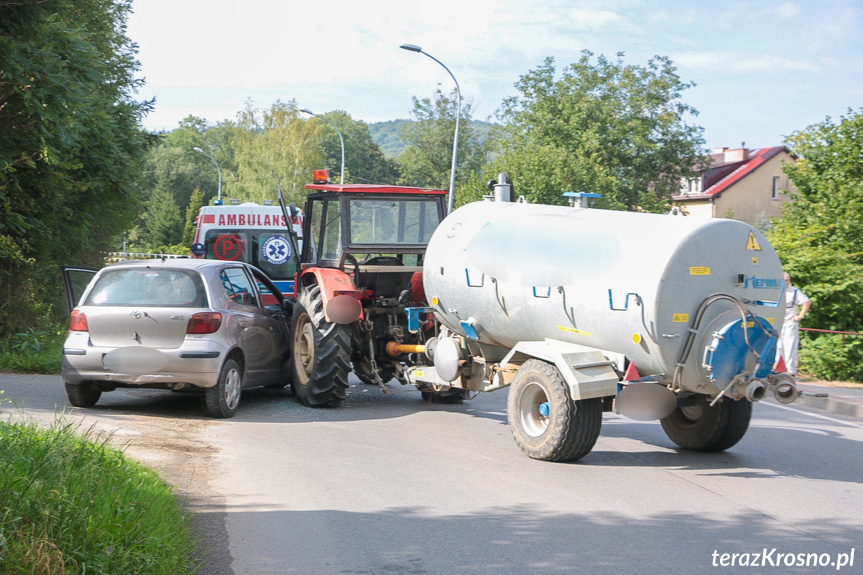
<box><xmin>772</xmin><ymin>176</ymin><xmax>780</xmax><ymax>200</ymax></box>
<box><xmin>680</xmin><ymin>178</ymin><xmax>702</xmax><ymax>195</ymax></box>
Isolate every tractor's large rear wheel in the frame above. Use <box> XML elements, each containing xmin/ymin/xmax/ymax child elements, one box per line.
<box><xmin>291</xmin><ymin>285</ymin><xmax>352</xmax><ymax>407</ymax></box>
<box><xmin>507</xmin><ymin>359</ymin><xmax>602</xmax><ymax>462</ymax></box>
<box><xmin>660</xmin><ymin>396</ymin><xmax>752</xmax><ymax>451</ymax></box>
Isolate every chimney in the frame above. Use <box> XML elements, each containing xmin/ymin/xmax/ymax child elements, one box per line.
<box><xmin>724</xmin><ymin>147</ymin><xmax>749</xmax><ymax>163</ymax></box>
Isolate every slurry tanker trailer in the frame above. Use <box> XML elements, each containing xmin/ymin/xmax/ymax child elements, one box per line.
<box><xmin>402</xmin><ymin>176</ymin><xmax>801</xmax><ymax>461</ymax></box>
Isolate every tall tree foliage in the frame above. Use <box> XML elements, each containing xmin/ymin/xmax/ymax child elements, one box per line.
<box><xmin>0</xmin><ymin>0</ymin><xmax>153</xmax><ymax>335</ymax></box>
<box><xmin>231</xmin><ymin>101</ymin><xmax>324</xmax><ymax>205</ymax></box>
<box><xmin>397</xmin><ymin>88</ymin><xmax>482</xmax><ymax>190</ymax></box>
<box><xmin>492</xmin><ymin>51</ymin><xmax>706</xmax><ymax>210</ymax></box>
<box><xmin>308</xmin><ymin>110</ymin><xmax>400</xmax><ymax>186</ymax></box>
<box><xmin>768</xmin><ymin>109</ymin><xmax>863</xmax><ymax>380</ymax></box>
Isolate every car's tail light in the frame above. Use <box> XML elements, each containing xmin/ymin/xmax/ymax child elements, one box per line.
<box><xmin>187</xmin><ymin>312</ymin><xmax>222</xmax><ymax>334</ymax></box>
<box><xmin>69</xmin><ymin>310</ymin><xmax>89</xmax><ymax>332</ymax></box>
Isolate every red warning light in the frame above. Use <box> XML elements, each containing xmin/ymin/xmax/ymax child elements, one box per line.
<box><xmin>313</xmin><ymin>169</ymin><xmax>329</xmax><ymax>184</ymax></box>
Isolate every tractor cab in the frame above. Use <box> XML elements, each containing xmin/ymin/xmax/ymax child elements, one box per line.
<box><xmin>289</xmin><ymin>170</ymin><xmax>458</xmax><ymax>408</ymax></box>
<box><xmin>300</xmin><ymin>170</ymin><xmax>446</xmax><ymax>298</ymax></box>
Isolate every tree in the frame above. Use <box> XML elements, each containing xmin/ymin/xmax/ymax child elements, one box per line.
<box><xmin>397</xmin><ymin>88</ymin><xmax>483</xmax><ymax>191</ymax></box>
<box><xmin>0</xmin><ymin>0</ymin><xmax>153</xmax><ymax>336</ymax></box>
<box><xmin>139</xmin><ymin>187</ymin><xmax>184</xmax><ymax>249</ymax></box>
<box><xmin>183</xmin><ymin>188</ymin><xmax>206</xmax><ymax>247</ymax></box>
<box><xmin>768</xmin><ymin>109</ymin><xmax>863</xmax><ymax>381</ymax></box>
<box><xmin>231</xmin><ymin>101</ymin><xmax>324</xmax><ymax>205</ymax></box>
<box><xmin>491</xmin><ymin>51</ymin><xmax>706</xmax><ymax>210</ymax></box>
<box><xmin>307</xmin><ymin>111</ymin><xmax>399</xmax><ymax>185</ymax></box>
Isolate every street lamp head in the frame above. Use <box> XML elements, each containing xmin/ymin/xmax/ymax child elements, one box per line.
<box><xmin>299</xmin><ymin>108</ymin><xmax>313</xmax><ymax>115</ymax></box>
<box><xmin>193</xmin><ymin>146</ymin><xmax>203</xmax><ymax>153</ymax></box>
<box><xmin>400</xmin><ymin>43</ymin><xmax>422</xmax><ymax>53</ymax></box>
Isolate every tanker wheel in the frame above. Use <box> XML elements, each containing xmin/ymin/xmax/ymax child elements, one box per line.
<box><xmin>660</xmin><ymin>396</ymin><xmax>752</xmax><ymax>452</ymax></box>
<box><xmin>507</xmin><ymin>359</ymin><xmax>602</xmax><ymax>462</ymax></box>
<box><xmin>291</xmin><ymin>284</ymin><xmax>352</xmax><ymax>407</ymax></box>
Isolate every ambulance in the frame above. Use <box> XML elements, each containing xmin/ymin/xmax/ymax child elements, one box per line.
<box><xmin>192</xmin><ymin>201</ymin><xmax>303</xmax><ymax>295</ymax></box>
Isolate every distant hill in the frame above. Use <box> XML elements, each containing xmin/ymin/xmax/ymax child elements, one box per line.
<box><xmin>369</xmin><ymin>119</ymin><xmax>499</xmax><ymax>158</ymax></box>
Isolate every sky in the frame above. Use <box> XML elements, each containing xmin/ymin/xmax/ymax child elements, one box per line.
<box><xmin>127</xmin><ymin>0</ymin><xmax>863</xmax><ymax>151</ymax></box>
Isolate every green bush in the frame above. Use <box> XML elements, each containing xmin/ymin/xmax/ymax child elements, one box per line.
<box><xmin>799</xmin><ymin>334</ymin><xmax>863</xmax><ymax>382</ymax></box>
<box><xmin>0</xmin><ymin>329</ymin><xmax>65</xmax><ymax>374</ymax></box>
<box><xmin>0</xmin><ymin>419</ymin><xmax>197</xmax><ymax>574</ymax></box>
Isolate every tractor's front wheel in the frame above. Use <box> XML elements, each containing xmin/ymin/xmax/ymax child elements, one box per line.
<box><xmin>291</xmin><ymin>285</ymin><xmax>352</xmax><ymax>407</ymax></box>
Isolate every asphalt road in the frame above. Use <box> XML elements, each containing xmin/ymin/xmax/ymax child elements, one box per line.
<box><xmin>2</xmin><ymin>374</ymin><xmax>862</xmax><ymax>575</ymax></box>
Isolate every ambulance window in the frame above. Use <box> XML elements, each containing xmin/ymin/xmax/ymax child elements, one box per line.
<box><xmin>253</xmin><ymin>231</ymin><xmax>298</xmax><ymax>281</ymax></box>
<box><xmin>204</xmin><ymin>231</ymin><xmax>250</xmax><ymax>263</ymax></box>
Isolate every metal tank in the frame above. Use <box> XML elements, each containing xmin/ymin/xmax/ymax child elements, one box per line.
<box><xmin>422</xmin><ymin>200</ymin><xmax>785</xmax><ymax>398</ymax></box>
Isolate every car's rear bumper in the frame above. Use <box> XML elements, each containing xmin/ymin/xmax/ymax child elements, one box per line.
<box><xmin>61</xmin><ymin>334</ymin><xmax>229</xmax><ymax>388</ymax></box>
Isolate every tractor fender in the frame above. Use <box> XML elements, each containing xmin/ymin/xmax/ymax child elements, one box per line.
<box><xmin>299</xmin><ymin>268</ymin><xmax>363</xmax><ymax>323</ymax></box>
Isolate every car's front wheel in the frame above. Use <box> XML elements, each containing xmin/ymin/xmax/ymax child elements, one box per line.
<box><xmin>206</xmin><ymin>358</ymin><xmax>242</xmax><ymax>418</ymax></box>
<box><xmin>65</xmin><ymin>380</ymin><xmax>102</xmax><ymax>407</ymax></box>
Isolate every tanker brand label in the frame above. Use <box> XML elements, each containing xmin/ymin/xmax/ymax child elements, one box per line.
<box><xmin>558</xmin><ymin>325</ymin><xmax>593</xmax><ymax>337</ymax></box>
<box><xmin>217</xmin><ymin>214</ymin><xmax>287</xmax><ymax>227</ymax></box>
<box><xmin>673</xmin><ymin>313</ymin><xmax>690</xmax><ymax>323</ymax></box>
<box><xmin>742</xmin><ymin>275</ymin><xmax>783</xmax><ymax>289</ymax></box>
<box><xmin>689</xmin><ymin>266</ymin><xmax>711</xmax><ymax>276</ymax></box>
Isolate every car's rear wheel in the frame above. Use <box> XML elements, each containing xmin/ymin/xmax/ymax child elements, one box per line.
<box><xmin>65</xmin><ymin>380</ymin><xmax>102</xmax><ymax>407</ymax></box>
<box><xmin>206</xmin><ymin>358</ymin><xmax>242</xmax><ymax>418</ymax></box>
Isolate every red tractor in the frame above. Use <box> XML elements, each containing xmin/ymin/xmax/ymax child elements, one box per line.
<box><xmin>287</xmin><ymin>170</ymin><xmax>465</xmax><ymax>406</ymax></box>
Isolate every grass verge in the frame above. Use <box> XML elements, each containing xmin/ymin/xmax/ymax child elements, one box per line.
<box><xmin>0</xmin><ymin>329</ymin><xmax>64</xmax><ymax>375</ymax></box>
<box><xmin>0</xmin><ymin>416</ymin><xmax>197</xmax><ymax>574</ymax></box>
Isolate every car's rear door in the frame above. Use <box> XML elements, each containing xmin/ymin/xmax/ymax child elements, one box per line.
<box><xmin>61</xmin><ymin>266</ymin><xmax>98</xmax><ymax>314</ymax></box>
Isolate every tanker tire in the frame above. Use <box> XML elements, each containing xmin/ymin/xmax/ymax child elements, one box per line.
<box><xmin>291</xmin><ymin>285</ymin><xmax>352</xmax><ymax>407</ymax></box>
<box><xmin>660</xmin><ymin>396</ymin><xmax>752</xmax><ymax>452</ymax></box>
<box><xmin>507</xmin><ymin>359</ymin><xmax>602</xmax><ymax>462</ymax></box>
<box><xmin>65</xmin><ymin>380</ymin><xmax>101</xmax><ymax>407</ymax></box>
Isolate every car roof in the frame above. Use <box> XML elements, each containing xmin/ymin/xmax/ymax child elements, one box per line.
<box><xmin>104</xmin><ymin>258</ymin><xmax>248</xmax><ymax>272</ymax></box>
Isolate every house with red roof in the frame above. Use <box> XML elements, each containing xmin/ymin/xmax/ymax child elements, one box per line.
<box><xmin>672</xmin><ymin>146</ymin><xmax>796</xmax><ymax>227</ymax></box>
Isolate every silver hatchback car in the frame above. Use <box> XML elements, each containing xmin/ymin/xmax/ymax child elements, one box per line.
<box><xmin>62</xmin><ymin>258</ymin><xmax>293</xmax><ymax>417</ymax></box>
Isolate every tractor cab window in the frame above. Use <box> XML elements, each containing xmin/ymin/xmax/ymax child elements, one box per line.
<box><xmin>307</xmin><ymin>198</ymin><xmax>342</xmax><ymax>263</ymax></box>
<box><xmin>348</xmin><ymin>198</ymin><xmax>441</xmax><ymax>246</ymax></box>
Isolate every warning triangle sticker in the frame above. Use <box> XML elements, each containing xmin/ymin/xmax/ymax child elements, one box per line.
<box><xmin>746</xmin><ymin>231</ymin><xmax>762</xmax><ymax>251</ymax></box>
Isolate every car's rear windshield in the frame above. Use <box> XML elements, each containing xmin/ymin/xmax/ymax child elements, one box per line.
<box><xmin>84</xmin><ymin>269</ymin><xmax>207</xmax><ymax>307</ymax></box>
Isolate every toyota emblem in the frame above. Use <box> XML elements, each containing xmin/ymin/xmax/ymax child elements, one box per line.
<box><xmin>130</xmin><ymin>311</ymin><xmax>142</xmax><ymax>320</ymax></box>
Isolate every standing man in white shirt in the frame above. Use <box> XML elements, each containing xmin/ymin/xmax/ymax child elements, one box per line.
<box><xmin>778</xmin><ymin>272</ymin><xmax>811</xmax><ymax>375</ymax></box>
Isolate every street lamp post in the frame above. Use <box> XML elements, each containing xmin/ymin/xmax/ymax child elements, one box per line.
<box><xmin>300</xmin><ymin>108</ymin><xmax>345</xmax><ymax>185</ymax></box>
<box><xmin>193</xmin><ymin>147</ymin><xmax>222</xmax><ymax>204</ymax></box>
<box><xmin>400</xmin><ymin>43</ymin><xmax>460</xmax><ymax>214</ymax></box>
